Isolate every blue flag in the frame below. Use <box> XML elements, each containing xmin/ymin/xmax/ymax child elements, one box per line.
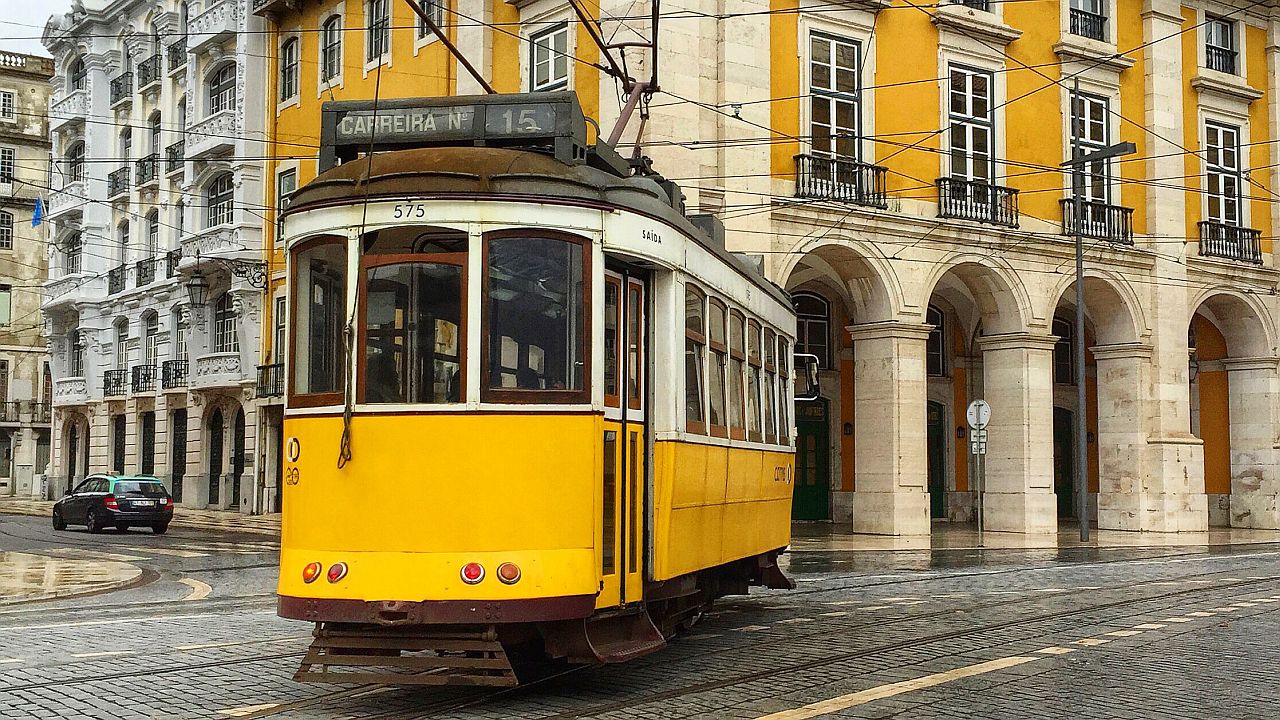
<box><xmin>32</xmin><ymin>196</ymin><xmax>44</xmax><ymax>228</ymax></box>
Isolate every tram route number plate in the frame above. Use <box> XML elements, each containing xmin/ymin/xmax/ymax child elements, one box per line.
<box><xmin>333</xmin><ymin>103</ymin><xmax>559</xmax><ymax>144</ymax></box>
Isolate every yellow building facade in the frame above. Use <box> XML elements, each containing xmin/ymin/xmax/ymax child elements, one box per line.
<box><xmin>253</xmin><ymin>0</ymin><xmax>1280</xmax><ymax>535</ymax></box>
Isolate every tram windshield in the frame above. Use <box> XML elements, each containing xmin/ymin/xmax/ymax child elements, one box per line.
<box><xmin>292</xmin><ymin>237</ymin><xmax>346</xmax><ymax>404</ymax></box>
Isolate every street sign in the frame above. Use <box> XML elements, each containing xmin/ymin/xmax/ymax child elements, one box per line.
<box><xmin>970</xmin><ymin>440</ymin><xmax>987</xmax><ymax>455</ymax></box>
<box><xmin>966</xmin><ymin>399</ymin><xmax>991</xmax><ymax>430</ymax></box>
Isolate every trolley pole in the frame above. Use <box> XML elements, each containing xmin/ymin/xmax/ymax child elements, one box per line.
<box><xmin>1060</xmin><ymin>82</ymin><xmax>1135</xmax><ymax>542</ymax></box>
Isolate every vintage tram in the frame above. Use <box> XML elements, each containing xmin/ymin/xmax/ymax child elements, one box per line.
<box><xmin>276</xmin><ymin>93</ymin><xmax>808</xmax><ymax>685</ymax></box>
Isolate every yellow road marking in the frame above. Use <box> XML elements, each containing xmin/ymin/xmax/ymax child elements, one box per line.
<box><xmin>1036</xmin><ymin>647</ymin><xmax>1074</xmax><ymax>655</ymax></box>
<box><xmin>1209</xmin><ymin>607</ymin><xmax>1238</xmax><ymax>613</ymax></box>
<box><xmin>70</xmin><ymin>650</ymin><xmax>136</xmax><ymax>658</ymax></box>
<box><xmin>754</xmin><ymin>656</ymin><xmax>1040</xmax><ymax>720</ymax></box>
<box><xmin>1133</xmin><ymin>624</ymin><xmax>1166</xmax><ymax>630</ymax></box>
<box><xmin>1253</xmin><ymin>599</ymin><xmax>1278</xmax><ymax>604</ymax></box>
<box><xmin>179</xmin><ymin>578</ymin><xmax>212</xmax><ymax>601</ymax></box>
<box><xmin>218</xmin><ymin>704</ymin><xmax>280</xmax><ymax>717</ymax></box>
<box><xmin>1074</xmin><ymin>638</ymin><xmax>1110</xmax><ymax>646</ymax></box>
<box><xmin>1230</xmin><ymin>602</ymin><xmax>1257</xmax><ymax>608</ymax></box>
<box><xmin>1104</xmin><ymin>630</ymin><xmax>1143</xmax><ymax>637</ymax></box>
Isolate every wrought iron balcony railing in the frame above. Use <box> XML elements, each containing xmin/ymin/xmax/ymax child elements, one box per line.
<box><xmin>1199</xmin><ymin>221</ymin><xmax>1262</xmax><ymax>264</ymax></box>
<box><xmin>167</xmin><ymin>39</ymin><xmax>187</xmax><ymax>72</ymax></box>
<box><xmin>935</xmin><ymin>177</ymin><xmax>1019</xmax><ymax>227</ymax></box>
<box><xmin>162</xmin><ymin>360</ymin><xmax>189</xmax><ymax>389</ymax></box>
<box><xmin>131</xmin><ymin>364</ymin><xmax>157</xmax><ymax>393</ymax></box>
<box><xmin>136</xmin><ymin>153</ymin><xmax>159</xmax><ymax>185</ymax></box>
<box><xmin>166</xmin><ymin>141</ymin><xmax>184</xmax><ymax>173</ymax></box>
<box><xmin>108</xmin><ymin>264</ymin><xmax>126</xmax><ymax>294</ymax></box>
<box><xmin>1059</xmin><ymin>198</ymin><xmax>1134</xmax><ymax>245</ymax></box>
<box><xmin>107</xmin><ymin>166</ymin><xmax>130</xmax><ymax>197</ymax></box>
<box><xmin>256</xmin><ymin>363</ymin><xmax>285</xmax><ymax>398</ymax></box>
<box><xmin>1069</xmin><ymin>8</ymin><xmax>1107</xmax><ymax>41</ymax></box>
<box><xmin>137</xmin><ymin>54</ymin><xmax>162</xmax><ymax>88</ymax></box>
<box><xmin>793</xmin><ymin>154</ymin><xmax>888</xmax><ymax>209</ymax></box>
<box><xmin>954</xmin><ymin>0</ymin><xmax>991</xmax><ymax>10</ymax></box>
<box><xmin>1206</xmin><ymin>45</ymin><xmax>1237</xmax><ymax>74</ymax></box>
<box><xmin>136</xmin><ymin>257</ymin><xmax>157</xmax><ymax>287</ymax></box>
<box><xmin>109</xmin><ymin>72</ymin><xmax>132</xmax><ymax>104</ymax></box>
<box><xmin>167</xmin><ymin>248</ymin><xmax>183</xmax><ymax>278</ymax></box>
<box><xmin>104</xmin><ymin>369</ymin><xmax>127</xmax><ymax>396</ymax></box>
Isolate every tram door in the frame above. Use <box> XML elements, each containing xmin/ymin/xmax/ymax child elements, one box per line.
<box><xmin>600</xmin><ymin>270</ymin><xmax>646</xmax><ymax>608</ymax></box>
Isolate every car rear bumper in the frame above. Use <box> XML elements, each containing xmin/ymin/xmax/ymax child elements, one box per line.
<box><xmin>104</xmin><ymin>509</ymin><xmax>173</xmax><ymax>524</ymax></box>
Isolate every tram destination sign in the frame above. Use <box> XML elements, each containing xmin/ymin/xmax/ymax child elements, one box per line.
<box><xmin>319</xmin><ymin>92</ymin><xmax>588</xmax><ymax>171</ymax></box>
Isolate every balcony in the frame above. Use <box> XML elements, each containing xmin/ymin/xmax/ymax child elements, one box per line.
<box><xmin>108</xmin><ymin>264</ymin><xmax>126</xmax><ymax>294</ymax></box>
<box><xmin>1059</xmin><ymin>199</ymin><xmax>1133</xmax><ymax>245</ymax></box>
<box><xmin>131</xmin><ymin>365</ymin><xmax>157</xmax><ymax>393</ymax></box>
<box><xmin>166</xmin><ymin>141</ymin><xmax>185</xmax><ymax>175</ymax></box>
<box><xmin>0</xmin><ymin>401</ymin><xmax>18</xmax><ymax>423</ymax></box>
<box><xmin>256</xmin><ymin>363</ymin><xmax>285</xmax><ymax>398</ymax></box>
<box><xmin>137</xmin><ymin>54</ymin><xmax>162</xmax><ymax>90</ymax></box>
<box><xmin>935</xmin><ymin>177</ymin><xmax>1019</xmax><ymax>227</ymax></box>
<box><xmin>50</xmin><ymin>88</ymin><xmax>87</xmax><ymax>132</ymax></box>
<box><xmin>1069</xmin><ymin>8</ymin><xmax>1106</xmax><ymax>42</ymax></box>
<box><xmin>182</xmin><ymin>226</ymin><xmax>251</xmax><ymax>264</ymax></box>
<box><xmin>136</xmin><ymin>153</ymin><xmax>159</xmax><ymax>186</ymax></box>
<box><xmin>793</xmin><ymin>154</ymin><xmax>888</xmax><ymax>209</ymax></box>
<box><xmin>48</xmin><ymin>180</ymin><xmax>85</xmax><ymax>220</ymax></box>
<box><xmin>36</xmin><ymin>402</ymin><xmax>52</xmax><ymax>424</ymax></box>
<box><xmin>1206</xmin><ymin>45</ymin><xmax>1237</xmax><ymax>75</ymax></box>
<box><xmin>136</xmin><ymin>257</ymin><xmax>157</xmax><ymax>287</ymax></box>
<box><xmin>107</xmin><ymin>166</ymin><xmax>130</xmax><ymax>198</ymax></box>
<box><xmin>53</xmin><ymin>377</ymin><xmax>89</xmax><ymax>406</ymax></box>
<box><xmin>192</xmin><ymin>352</ymin><xmax>244</xmax><ymax>389</ymax></box>
<box><xmin>1198</xmin><ymin>221</ymin><xmax>1261</xmax><ymax>264</ymax></box>
<box><xmin>252</xmin><ymin>0</ymin><xmax>294</xmax><ymax>17</ymax></box>
<box><xmin>186</xmin><ymin>110</ymin><xmax>238</xmax><ymax>159</ymax></box>
<box><xmin>104</xmin><ymin>370</ymin><xmax>127</xmax><ymax>397</ymax></box>
<box><xmin>162</xmin><ymin>360</ymin><xmax>189</xmax><ymax>389</ymax></box>
<box><xmin>953</xmin><ymin>0</ymin><xmax>990</xmax><ymax>10</ymax></box>
<box><xmin>43</xmin><ymin>273</ymin><xmax>102</xmax><ymax>311</ymax></box>
<box><xmin>109</xmin><ymin>72</ymin><xmax>132</xmax><ymax>106</ymax></box>
<box><xmin>167</xmin><ymin>39</ymin><xmax>187</xmax><ymax>75</ymax></box>
<box><xmin>166</xmin><ymin>248</ymin><xmax>183</xmax><ymax>278</ymax></box>
<box><xmin>190</xmin><ymin>0</ymin><xmax>239</xmax><ymax>52</ymax></box>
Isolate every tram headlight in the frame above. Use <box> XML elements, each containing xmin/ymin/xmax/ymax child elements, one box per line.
<box><xmin>326</xmin><ymin>562</ymin><xmax>349</xmax><ymax>584</ymax></box>
<box><xmin>460</xmin><ymin>562</ymin><xmax>485</xmax><ymax>585</ymax></box>
<box><xmin>497</xmin><ymin>562</ymin><xmax>521</xmax><ymax>585</ymax></box>
<box><xmin>302</xmin><ymin>562</ymin><xmax>323</xmax><ymax>584</ymax></box>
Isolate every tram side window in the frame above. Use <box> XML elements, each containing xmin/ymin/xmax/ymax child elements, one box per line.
<box><xmin>708</xmin><ymin>298</ymin><xmax>729</xmax><ymax>437</ymax></box>
<box><xmin>291</xmin><ymin>237</ymin><xmax>346</xmax><ymax>404</ymax></box>
<box><xmin>728</xmin><ymin>310</ymin><xmax>746</xmax><ymax>440</ymax></box>
<box><xmin>778</xmin><ymin>336</ymin><xmax>791</xmax><ymax>446</ymax></box>
<box><xmin>604</xmin><ymin>277</ymin><xmax>621</xmax><ymax>407</ymax></box>
<box><xmin>764</xmin><ymin>328</ymin><xmax>777</xmax><ymax>444</ymax></box>
<box><xmin>747</xmin><ymin>319</ymin><xmax>762</xmax><ymax>442</ymax></box>
<box><xmin>684</xmin><ymin>284</ymin><xmax>707</xmax><ymax>434</ymax></box>
<box><xmin>484</xmin><ymin>233</ymin><xmax>588</xmax><ymax>402</ymax></box>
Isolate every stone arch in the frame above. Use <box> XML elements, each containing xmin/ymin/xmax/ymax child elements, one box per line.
<box><xmin>1189</xmin><ymin>288</ymin><xmax>1275</xmax><ymax>359</ymax></box>
<box><xmin>1046</xmin><ymin>270</ymin><xmax>1145</xmax><ymax>346</ymax></box>
<box><xmin>919</xmin><ymin>255</ymin><xmax>1032</xmax><ymax>336</ymax></box>
<box><xmin>779</xmin><ymin>239</ymin><xmax>899</xmax><ymax>323</ymax></box>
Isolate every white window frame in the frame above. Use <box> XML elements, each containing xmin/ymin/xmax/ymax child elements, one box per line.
<box><xmin>278</xmin><ymin>34</ymin><xmax>301</xmax><ymax>111</ymax></box>
<box><xmin>0</xmin><ymin>211</ymin><xmax>12</xmax><ymax>251</ymax></box>
<box><xmin>946</xmin><ymin>64</ymin><xmax>996</xmax><ymax>184</ymax></box>
<box><xmin>0</xmin><ymin>146</ymin><xmax>15</xmax><ymax>185</ymax></box>
<box><xmin>213</xmin><ymin>293</ymin><xmax>240</xmax><ymax>354</ymax></box>
<box><xmin>364</xmin><ymin>0</ymin><xmax>392</xmax><ymax>73</ymax></box>
<box><xmin>319</xmin><ymin>11</ymin><xmax>344</xmax><ymax>90</ymax></box>
<box><xmin>806</xmin><ymin>32</ymin><xmax>862</xmax><ymax>163</ymax></box>
<box><xmin>1204</xmin><ymin>119</ymin><xmax>1245</xmax><ymax>228</ymax></box>
<box><xmin>207</xmin><ymin>63</ymin><xmax>237</xmax><ymax>116</ymax></box>
<box><xmin>528</xmin><ymin>22</ymin><xmax>570</xmax><ymax>91</ymax></box>
<box><xmin>1065</xmin><ymin>0</ymin><xmax>1113</xmax><ymax>45</ymax></box>
<box><xmin>206</xmin><ymin>173</ymin><xmax>235</xmax><ymax>228</ymax></box>
<box><xmin>1068</xmin><ymin>90</ymin><xmax>1112</xmax><ymax>206</ymax></box>
<box><xmin>0</xmin><ymin>90</ymin><xmax>15</xmax><ymax>122</ymax></box>
<box><xmin>414</xmin><ymin>0</ymin><xmax>447</xmax><ymax>54</ymax></box>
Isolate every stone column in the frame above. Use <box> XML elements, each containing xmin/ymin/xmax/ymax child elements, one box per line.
<box><xmin>1226</xmin><ymin>358</ymin><xmax>1280</xmax><ymax>528</ymax></box>
<box><xmin>847</xmin><ymin>322</ymin><xmax>932</xmax><ymax>535</ymax></box>
<box><xmin>976</xmin><ymin>333</ymin><xmax>1057</xmax><ymax>534</ymax></box>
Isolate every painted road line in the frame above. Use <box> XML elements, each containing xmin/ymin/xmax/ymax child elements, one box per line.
<box><xmin>175</xmin><ymin>635</ymin><xmax>308</xmax><ymax>652</ymax></box>
<box><xmin>4</xmin><ymin>610</ymin><xmax>274</xmax><ymax>632</ymax></box>
<box><xmin>1133</xmin><ymin>624</ymin><xmax>1166</xmax><ymax>630</ymax></box>
<box><xmin>830</xmin><ymin>600</ymin><xmax>864</xmax><ymax>606</ymax></box>
<box><xmin>737</xmin><ymin>625</ymin><xmax>770</xmax><ymax>632</ymax></box>
<box><xmin>818</xmin><ymin>611</ymin><xmax>848</xmax><ymax>617</ymax></box>
<box><xmin>1104</xmin><ymin>630</ymin><xmax>1143</xmax><ymax>638</ymax></box>
<box><xmin>778</xmin><ymin>618</ymin><xmax>814</xmax><ymax>624</ymax></box>
<box><xmin>1033</xmin><ymin>588</ymin><xmax>1066</xmax><ymax>593</ymax></box>
<box><xmin>119</xmin><ymin>546</ymin><xmax>209</xmax><ymax>558</ymax></box>
<box><xmin>218</xmin><ymin>704</ymin><xmax>280</xmax><ymax>717</ymax></box>
<box><xmin>1230</xmin><ymin>602</ymin><xmax>1258</xmax><ymax>607</ymax></box>
<box><xmin>1162</xmin><ymin>617</ymin><xmax>1194</xmax><ymax>623</ymax></box>
<box><xmin>179</xmin><ymin>578</ymin><xmax>212</xmax><ymax>601</ymax></box>
<box><xmin>1074</xmin><ymin>638</ymin><xmax>1111</xmax><ymax>646</ymax></box>
<box><xmin>0</xmin><ymin>658</ymin><xmax>21</xmax><ymax>664</ymax></box>
<box><xmin>860</xmin><ymin>605</ymin><xmax>891</xmax><ymax>611</ymax></box>
<box><xmin>881</xmin><ymin>597</ymin><xmax>919</xmax><ymax>602</ymax></box>
<box><xmin>1253</xmin><ymin>599</ymin><xmax>1278</xmax><ymax>603</ymax></box>
<box><xmin>1209</xmin><ymin>607</ymin><xmax>1239</xmax><ymax>613</ymax></box>
<box><xmin>1073</xmin><ymin>586</ymin><xmax>1102</xmax><ymax>590</ymax></box>
<box><xmin>1186</xmin><ymin>611</ymin><xmax>1216</xmax><ymax>617</ymax></box>
<box><xmin>70</xmin><ymin>650</ymin><xmax>136</xmax><ymax>659</ymax></box>
<box><xmin>754</xmin><ymin>656</ymin><xmax>1040</xmax><ymax>720</ymax></box>
<box><xmin>1036</xmin><ymin>647</ymin><xmax>1074</xmax><ymax>655</ymax></box>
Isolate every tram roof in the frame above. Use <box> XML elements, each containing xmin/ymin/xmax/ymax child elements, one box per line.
<box><xmin>283</xmin><ymin>145</ymin><xmax>791</xmax><ymax>307</ymax></box>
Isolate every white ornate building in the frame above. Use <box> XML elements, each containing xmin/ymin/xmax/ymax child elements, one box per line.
<box><xmin>41</xmin><ymin>0</ymin><xmax>273</xmax><ymax>511</ymax></box>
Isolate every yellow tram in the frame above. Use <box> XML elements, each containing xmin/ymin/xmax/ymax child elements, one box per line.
<box><xmin>276</xmin><ymin>93</ymin><xmax>807</xmax><ymax>685</ymax></box>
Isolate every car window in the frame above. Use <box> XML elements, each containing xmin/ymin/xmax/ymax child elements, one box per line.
<box><xmin>113</xmin><ymin>481</ymin><xmax>168</xmax><ymax>497</ymax></box>
<box><xmin>72</xmin><ymin>479</ymin><xmax>94</xmax><ymax>494</ymax></box>
<box><xmin>92</xmin><ymin>478</ymin><xmax>108</xmax><ymax>493</ymax></box>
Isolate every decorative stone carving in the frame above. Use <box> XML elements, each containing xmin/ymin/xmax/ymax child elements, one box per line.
<box><xmin>195</xmin><ymin>352</ymin><xmax>241</xmax><ymax>377</ymax></box>
<box><xmin>53</xmin><ymin>378</ymin><xmax>89</xmax><ymax>405</ymax></box>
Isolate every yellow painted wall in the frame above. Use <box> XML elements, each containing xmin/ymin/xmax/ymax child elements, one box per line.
<box><xmin>1245</xmin><ymin>24</ymin><xmax>1273</xmax><ymax>252</ymax></box>
<box><xmin>871</xmin><ymin>10</ymin><xmax>940</xmax><ymax>196</ymax></box>
<box><xmin>1002</xmin><ymin>0</ymin><xmax>1064</xmax><ymax>224</ymax></box>
<box><xmin>1193</xmin><ymin>315</ymin><xmax>1231</xmax><ymax>495</ymax></box>
<box><xmin>770</xmin><ymin>0</ymin><xmax>800</xmax><ymax>180</ymax></box>
<box><xmin>1116</xmin><ymin>0</ymin><xmax>1148</xmax><ymax>236</ymax></box>
<box><xmin>1181</xmin><ymin>7</ymin><xmax>1202</xmax><ymax>244</ymax></box>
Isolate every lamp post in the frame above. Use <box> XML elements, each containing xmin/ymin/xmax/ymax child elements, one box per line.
<box><xmin>1059</xmin><ymin>79</ymin><xmax>1136</xmax><ymax>542</ymax></box>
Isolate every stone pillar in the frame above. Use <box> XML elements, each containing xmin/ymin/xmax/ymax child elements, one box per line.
<box><xmin>1226</xmin><ymin>358</ymin><xmax>1280</xmax><ymax>528</ymax></box>
<box><xmin>976</xmin><ymin>333</ymin><xmax>1057</xmax><ymax>534</ymax></box>
<box><xmin>847</xmin><ymin>322</ymin><xmax>931</xmax><ymax>535</ymax></box>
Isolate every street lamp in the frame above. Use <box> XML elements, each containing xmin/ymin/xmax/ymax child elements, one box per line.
<box><xmin>185</xmin><ymin>269</ymin><xmax>210</xmax><ymax>307</ymax></box>
<box><xmin>1059</xmin><ymin>78</ymin><xmax>1136</xmax><ymax>542</ymax></box>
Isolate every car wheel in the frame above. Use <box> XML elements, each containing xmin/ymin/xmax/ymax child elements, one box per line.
<box><xmin>86</xmin><ymin>509</ymin><xmax>103</xmax><ymax>534</ymax></box>
<box><xmin>52</xmin><ymin>509</ymin><xmax>67</xmax><ymax>531</ymax></box>
<box><xmin>152</xmin><ymin>523</ymin><xmax>169</xmax><ymax>535</ymax></box>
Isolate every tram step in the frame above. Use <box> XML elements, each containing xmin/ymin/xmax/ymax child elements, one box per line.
<box><xmin>294</xmin><ymin>625</ymin><xmax>519</xmax><ymax>687</ymax></box>
<box><xmin>544</xmin><ymin>609</ymin><xmax>667</xmax><ymax>664</ymax></box>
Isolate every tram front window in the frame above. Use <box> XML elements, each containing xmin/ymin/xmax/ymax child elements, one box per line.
<box><xmin>291</xmin><ymin>237</ymin><xmax>346</xmax><ymax>404</ymax></box>
<box><xmin>484</xmin><ymin>233</ymin><xmax>587</xmax><ymax>402</ymax></box>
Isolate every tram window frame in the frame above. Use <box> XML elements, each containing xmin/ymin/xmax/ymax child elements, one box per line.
<box><xmin>684</xmin><ymin>284</ymin><xmax>708</xmax><ymax>435</ymax></box>
<box><xmin>764</xmin><ymin>328</ymin><xmax>778</xmax><ymax>444</ymax></box>
<box><xmin>626</xmin><ymin>279</ymin><xmax>644</xmax><ymax>411</ymax></box>
<box><xmin>604</xmin><ymin>275</ymin><xmax>622</xmax><ymax>408</ymax></box>
<box><xmin>746</xmin><ymin>318</ymin><xmax>762</xmax><ymax>443</ymax></box>
<box><xmin>289</xmin><ymin>235</ymin><xmax>348</xmax><ymax>408</ymax></box>
<box><xmin>357</xmin><ymin>228</ymin><xmax>468</xmax><ymax>405</ymax></box>
<box><xmin>728</xmin><ymin>309</ymin><xmax>747</xmax><ymax>441</ymax></box>
<box><xmin>778</xmin><ymin>336</ymin><xmax>791</xmax><ymax>447</ymax></box>
<box><xmin>481</xmin><ymin>229</ymin><xmax>592</xmax><ymax>405</ymax></box>
<box><xmin>707</xmin><ymin>298</ymin><xmax>729</xmax><ymax>438</ymax></box>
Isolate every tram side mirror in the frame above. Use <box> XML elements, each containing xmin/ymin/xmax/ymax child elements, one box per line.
<box><xmin>794</xmin><ymin>353</ymin><xmax>820</xmax><ymax>402</ymax></box>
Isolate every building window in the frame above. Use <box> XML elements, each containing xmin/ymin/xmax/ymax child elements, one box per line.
<box><xmin>70</xmin><ymin>58</ymin><xmax>87</xmax><ymax>90</ymax></box>
<box><xmin>1068</xmin><ymin>0</ymin><xmax>1107</xmax><ymax>42</ymax></box>
<box><xmin>684</xmin><ymin>284</ymin><xmax>706</xmax><ymax>433</ymax></box>
<box><xmin>148</xmin><ymin>112</ymin><xmax>161</xmax><ymax>155</ymax></box>
<box><xmin>115</xmin><ymin>322</ymin><xmax>129</xmax><ymax>370</ymax></box>
<box><xmin>70</xmin><ymin>329</ymin><xmax>84</xmax><ymax>376</ymax></box>
<box><xmin>208</xmin><ymin>63</ymin><xmax>237</xmax><ymax>114</ymax></box>
<box><xmin>416</xmin><ymin>0</ymin><xmax>446</xmax><ymax>38</ymax></box>
<box><xmin>66</xmin><ymin>141</ymin><xmax>85</xmax><ymax>182</ymax></box>
<box><xmin>0</xmin><ymin>147</ymin><xmax>13</xmax><ymax>184</ymax></box>
<box><xmin>279</xmin><ymin>37</ymin><xmax>299</xmax><ymax>102</ymax></box>
<box><xmin>366</xmin><ymin>0</ymin><xmax>390</xmax><ymax>62</ymax></box>
<box><xmin>175</xmin><ymin>200</ymin><xmax>185</xmax><ymax>237</ymax></box>
<box><xmin>1053</xmin><ymin>317</ymin><xmax>1074</xmax><ymax>385</ymax></box>
<box><xmin>145</xmin><ymin>314</ymin><xmax>160</xmax><ymax>364</ymax></box>
<box><xmin>1205</xmin><ymin>122</ymin><xmax>1242</xmax><ymax>226</ymax></box>
<box><xmin>213</xmin><ymin>293</ymin><xmax>239</xmax><ymax>354</ymax></box>
<box><xmin>63</xmin><ymin>233</ymin><xmax>82</xmax><ymax>274</ymax></box>
<box><xmin>206</xmin><ymin>173</ymin><xmax>234</xmax><ymax>227</ymax></box>
<box><xmin>808</xmin><ymin>33</ymin><xmax>860</xmax><ymax>162</ymax></box>
<box><xmin>277</xmin><ymin>168</ymin><xmax>297</xmax><ymax>205</ymax></box>
<box><xmin>0</xmin><ymin>211</ymin><xmax>11</xmax><ymax>250</ymax></box>
<box><xmin>0</xmin><ymin>91</ymin><xmax>14</xmax><ymax>120</ymax></box>
<box><xmin>173</xmin><ymin>309</ymin><xmax>187</xmax><ymax>360</ymax></box>
<box><xmin>792</xmin><ymin>292</ymin><xmax>830</xmax><ymax>369</ymax></box>
<box><xmin>926</xmin><ymin>305</ymin><xmax>946</xmax><ymax>377</ymax></box>
<box><xmin>117</xmin><ymin>221</ymin><xmax>130</xmax><ymax>262</ymax></box>
<box><xmin>146</xmin><ymin>210</ymin><xmax>160</xmax><ymax>255</ymax></box>
<box><xmin>0</xmin><ymin>285</ymin><xmax>10</xmax><ymax>326</ymax></box>
<box><xmin>1069</xmin><ymin>91</ymin><xmax>1111</xmax><ymax>212</ymax></box>
<box><xmin>948</xmin><ymin>65</ymin><xmax>995</xmax><ymax>184</ymax></box>
<box><xmin>119</xmin><ymin>126</ymin><xmax>132</xmax><ymax>160</ymax></box>
<box><xmin>274</xmin><ymin>296</ymin><xmax>286</xmax><ymax>363</ymax></box>
<box><xmin>1205</xmin><ymin>15</ymin><xmax>1237</xmax><ymax>74</ymax></box>
<box><xmin>530</xmin><ymin>23</ymin><xmax>569</xmax><ymax>91</ymax></box>
<box><xmin>321</xmin><ymin>15</ymin><xmax>343</xmax><ymax>81</ymax></box>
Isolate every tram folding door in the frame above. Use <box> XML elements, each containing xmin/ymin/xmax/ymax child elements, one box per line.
<box><xmin>599</xmin><ymin>270</ymin><xmax>647</xmax><ymax>608</ymax></box>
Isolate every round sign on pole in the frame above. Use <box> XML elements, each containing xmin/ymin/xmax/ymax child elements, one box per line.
<box><xmin>966</xmin><ymin>400</ymin><xmax>991</xmax><ymax>430</ymax></box>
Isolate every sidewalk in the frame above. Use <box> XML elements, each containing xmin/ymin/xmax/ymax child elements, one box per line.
<box><xmin>0</xmin><ymin>551</ymin><xmax>143</xmax><ymax>605</ymax></box>
<box><xmin>0</xmin><ymin>498</ymin><xmax>281</xmax><ymax>537</ymax></box>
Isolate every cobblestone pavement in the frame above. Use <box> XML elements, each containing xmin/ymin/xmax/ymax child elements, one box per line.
<box><xmin>1</xmin><ymin>511</ymin><xmax>1278</xmax><ymax>719</ymax></box>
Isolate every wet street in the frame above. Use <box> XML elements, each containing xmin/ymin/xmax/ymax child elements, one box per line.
<box><xmin>2</xmin><ymin>511</ymin><xmax>1279</xmax><ymax>719</ymax></box>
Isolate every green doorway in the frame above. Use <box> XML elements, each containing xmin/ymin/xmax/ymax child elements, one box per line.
<box><xmin>926</xmin><ymin>401</ymin><xmax>947</xmax><ymax>518</ymax></box>
<box><xmin>1053</xmin><ymin>406</ymin><xmax>1075</xmax><ymax>518</ymax></box>
<box><xmin>793</xmin><ymin>398</ymin><xmax>830</xmax><ymax>521</ymax></box>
